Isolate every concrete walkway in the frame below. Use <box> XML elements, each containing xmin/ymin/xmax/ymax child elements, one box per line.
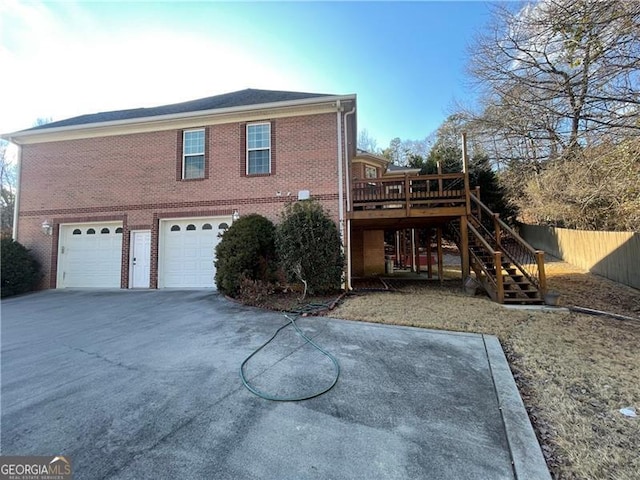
<box><xmin>1</xmin><ymin>290</ymin><xmax>550</xmax><ymax>479</ymax></box>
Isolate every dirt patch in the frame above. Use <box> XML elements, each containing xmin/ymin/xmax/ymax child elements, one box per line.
<box><xmin>544</xmin><ymin>256</ymin><xmax>640</xmax><ymax>317</ymax></box>
<box><xmin>237</xmin><ymin>289</ymin><xmax>343</xmax><ymax>315</ymax></box>
<box><xmin>332</xmin><ymin>269</ymin><xmax>640</xmax><ymax>479</ymax></box>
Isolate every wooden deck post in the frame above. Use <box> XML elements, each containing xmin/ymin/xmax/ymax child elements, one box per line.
<box><xmin>494</xmin><ymin>251</ymin><xmax>504</xmax><ymax>303</ymax></box>
<box><xmin>460</xmin><ymin>216</ymin><xmax>470</xmax><ymax>280</ymax></box>
<box><xmin>462</xmin><ymin>133</ymin><xmax>471</xmax><ymax>216</ymax></box>
<box><xmin>437</xmin><ymin>226</ymin><xmax>444</xmax><ymax>285</ymax></box>
<box><xmin>437</xmin><ymin>161</ymin><xmax>443</xmax><ymax>195</ymax></box>
<box><xmin>410</xmin><ymin>228</ymin><xmax>416</xmax><ymax>272</ymax></box>
<box><xmin>426</xmin><ymin>228</ymin><xmax>433</xmax><ymax>279</ymax></box>
<box><xmin>415</xmin><ymin>229</ymin><xmax>421</xmax><ymax>274</ymax></box>
<box><xmin>536</xmin><ymin>250</ymin><xmax>547</xmax><ymax>295</ymax></box>
<box><xmin>404</xmin><ymin>173</ymin><xmax>411</xmax><ymax>216</ymax></box>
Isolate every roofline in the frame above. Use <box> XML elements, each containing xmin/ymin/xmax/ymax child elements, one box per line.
<box><xmin>353</xmin><ymin>151</ymin><xmax>391</xmax><ymax>165</ymax></box>
<box><xmin>2</xmin><ymin>93</ymin><xmax>357</xmax><ymax>145</ymax></box>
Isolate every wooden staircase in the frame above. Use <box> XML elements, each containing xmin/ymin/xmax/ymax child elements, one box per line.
<box><xmin>453</xmin><ymin>193</ymin><xmax>547</xmax><ymax>305</ymax></box>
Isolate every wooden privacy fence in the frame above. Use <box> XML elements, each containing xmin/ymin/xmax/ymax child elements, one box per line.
<box><xmin>519</xmin><ymin>224</ymin><xmax>640</xmax><ymax>289</ymax></box>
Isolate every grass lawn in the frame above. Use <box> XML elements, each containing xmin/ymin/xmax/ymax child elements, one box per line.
<box><xmin>331</xmin><ymin>259</ymin><xmax>640</xmax><ymax>480</ymax></box>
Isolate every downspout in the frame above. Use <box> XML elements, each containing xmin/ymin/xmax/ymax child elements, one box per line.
<box><xmin>343</xmin><ymin>104</ymin><xmax>356</xmax><ymax>290</ymax></box>
<box><xmin>335</xmin><ymin>101</ymin><xmax>345</xmax><ymax>287</ymax></box>
<box><xmin>11</xmin><ymin>143</ymin><xmax>21</xmax><ymax>240</ymax></box>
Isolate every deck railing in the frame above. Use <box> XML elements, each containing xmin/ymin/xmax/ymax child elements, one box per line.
<box><xmin>352</xmin><ymin>173</ymin><xmax>466</xmax><ymax>211</ymax></box>
<box><xmin>467</xmin><ymin>222</ymin><xmax>504</xmax><ymax>303</ymax></box>
<box><xmin>470</xmin><ymin>193</ymin><xmax>547</xmax><ymax>295</ymax></box>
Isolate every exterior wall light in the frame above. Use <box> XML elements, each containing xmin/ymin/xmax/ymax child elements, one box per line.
<box><xmin>41</xmin><ymin>220</ymin><xmax>53</xmax><ymax>236</ymax></box>
<box><xmin>232</xmin><ymin>209</ymin><xmax>240</xmax><ymax>222</ymax></box>
<box><xmin>298</xmin><ymin>190</ymin><xmax>310</xmax><ymax>200</ymax></box>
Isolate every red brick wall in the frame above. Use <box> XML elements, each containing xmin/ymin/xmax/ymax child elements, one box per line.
<box><xmin>17</xmin><ymin>112</ymin><xmax>348</xmax><ymax>288</ymax></box>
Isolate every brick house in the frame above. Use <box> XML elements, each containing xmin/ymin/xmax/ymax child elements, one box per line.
<box><xmin>4</xmin><ymin>88</ymin><xmax>548</xmax><ymax>304</ymax></box>
<box><xmin>5</xmin><ymin>89</ymin><xmax>357</xmax><ymax>290</ymax></box>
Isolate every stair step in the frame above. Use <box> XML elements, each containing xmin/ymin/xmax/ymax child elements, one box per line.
<box><xmin>504</xmin><ymin>284</ymin><xmax>538</xmax><ymax>292</ymax></box>
<box><xmin>503</xmin><ymin>297</ymin><xmax>544</xmax><ymax>305</ymax></box>
<box><xmin>503</xmin><ymin>279</ymin><xmax>532</xmax><ymax>286</ymax></box>
<box><xmin>504</xmin><ymin>285</ymin><xmax>537</xmax><ymax>293</ymax></box>
<box><xmin>504</xmin><ymin>290</ymin><xmax>540</xmax><ymax>298</ymax></box>
<box><xmin>487</xmin><ymin>267</ymin><xmax>518</xmax><ymax>275</ymax></box>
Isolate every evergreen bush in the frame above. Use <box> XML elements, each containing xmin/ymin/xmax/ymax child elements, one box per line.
<box><xmin>214</xmin><ymin>214</ymin><xmax>277</xmax><ymax>296</ymax></box>
<box><xmin>277</xmin><ymin>200</ymin><xmax>343</xmax><ymax>294</ymax></box>
<box><xmin>1</xmin><ymin>237</ymin><xmax>41</xmax><ymax>298</ymax></box>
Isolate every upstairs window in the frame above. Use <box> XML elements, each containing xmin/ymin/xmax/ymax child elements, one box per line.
<box><xmin>365</xmin><ymin>165</ymin><xmax>377</xmax><ymax>179</ymax></box>
<box><xmin>246</xmin><ymin>123</ymin><xmax>271</xmax><ymax>175</ymax></box>
<box><xmin>182</xmin><ymin>129</ymin><xmax>205</xmax><ymax>179</ymax></box>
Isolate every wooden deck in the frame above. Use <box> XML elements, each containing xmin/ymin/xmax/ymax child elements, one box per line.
<box><xmin>349</xmin><ymin>173</ymin><xmax>469</xmax><ymax>221</ymax></box>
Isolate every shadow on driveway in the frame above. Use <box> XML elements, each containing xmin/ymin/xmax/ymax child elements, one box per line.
<box><xmin>1</xmin><ymin>290</ymin><xmax>550</xmax><ymax>479</ymax></box>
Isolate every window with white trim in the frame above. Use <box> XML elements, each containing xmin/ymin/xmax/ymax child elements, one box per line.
<box><xmin>183</xmin><ymin>129</ymin><xmax>205</xmax><ymax>179</ymax></box>
<box><xmin>247</xmin><ymin>123</ymin><xmax>271</xmax><ymax>175</ymax></box>
<box><xmin>365</xmin><ymin>165</ymin><xmax>377</xmax><ymax>179</ymax></box>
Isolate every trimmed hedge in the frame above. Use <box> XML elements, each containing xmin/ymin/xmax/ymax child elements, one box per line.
<box><xmin>214</xmin><ymin>214</ymin><xmax>277</xmax><ymax>296</ymax></box>
<box><xmin>1</xmin><ymin>237</ymin><xmax>41</xmax><ymax>298</ymax></box>
<box><xmin>277</xmin><ymin>200</ymin><xmax>344</xmax><ymax>294</ymax></box>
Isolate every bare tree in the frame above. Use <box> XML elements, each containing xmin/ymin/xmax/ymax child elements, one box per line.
<box><xmin>357</xmin><ymin>129</ymin><xmax>380</xmax><ymax>154</ymax></box>
<box><xmin>381</xmin><ymin>136</ymin><xmax>432</xmax><ymax>166</ymax></box>
<box><xmin>470</xmin><ymin>0</ymin><xmax>640</xmax><ymax>158</ymax></box>
<box><xmin>33</xmin><ymin>117</ymin><xmax>53</xmax><ymax>127</ymax></box>
<box><xmin>1</xmin><ymin>141</ymin><xmax>16</xmax><ymax>236</ymax></box>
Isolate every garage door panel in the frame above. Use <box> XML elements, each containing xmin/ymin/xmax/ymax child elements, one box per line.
<box><xmin>58</xmin><ymin>223</ymin><xmax>123</xmax><ymax>288</ymax></box>
<box><xmin>159</xmin><ymin>217</ymin><xmax>229</xmax><ymax>288</ymax></box>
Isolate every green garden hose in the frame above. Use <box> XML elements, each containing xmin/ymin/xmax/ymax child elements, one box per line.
<box><xmin>240</xmin><ymin>304</ymin><xmax>340</xmax><ymax>401</ymax></box>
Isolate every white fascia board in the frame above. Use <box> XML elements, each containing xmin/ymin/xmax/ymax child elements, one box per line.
<box><xmin>3</xmin><ymin>94</ymin><xmax>357</xmax><ymax>145</ymax></box>
<box><xmin>353</xmin><ymin>152</ymin><xmax>391</xmax><ymax>165</ymax></box>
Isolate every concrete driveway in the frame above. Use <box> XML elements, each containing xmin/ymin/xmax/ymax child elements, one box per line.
<box><xmin>1</xmin><ymin>291</ymin><xmax>550</xmax><ymax>479</ymax></box>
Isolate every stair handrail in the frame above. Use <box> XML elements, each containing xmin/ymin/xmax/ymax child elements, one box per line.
<box><xmin>467</xmin><ymin>221</ymin><xmax>495</xmax><ymax>255</ymax></box>
<box><xmin>470</xmin><ymin>192</ymin><xmax>494</xmax><ymax>219</ymax></box>
<box><xmin>470</xmin><ymin>193</ymin><xmax>547</xmax><ymax>295</ymax></box>
<box><xmin>467</xmin><ymin>222</ymin><xmax>504</xmax><ymax>302</ymax></box>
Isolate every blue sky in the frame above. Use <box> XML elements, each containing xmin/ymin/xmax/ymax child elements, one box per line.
<box><xmin>0</xmin><ymin>1</ymin><xmax>493</xmax><ymax>148</ymax></box>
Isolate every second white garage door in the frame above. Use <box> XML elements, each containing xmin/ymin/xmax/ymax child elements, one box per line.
<box><xmin>158</xmin><ymin>217</ymin><xmax>231</xmax><ymax>288</ymax></box>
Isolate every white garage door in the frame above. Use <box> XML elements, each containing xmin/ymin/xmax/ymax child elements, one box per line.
<box><xmin>159</xmin><ymin>217</ymin><xmax>231</xmax><ymax>288</ymax></box>
<box><xmin>57</xmin><ymin>222</ymin><xmax>123</xmax><ymax>288</ymax></box>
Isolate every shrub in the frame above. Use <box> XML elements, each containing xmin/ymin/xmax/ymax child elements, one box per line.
<box><xmin>1</xmin><ymin>237</ymin><xmax>41</xmax><ymax>298</ymax></box>
<box><xmin>277</xmin><ymin>200</ymin><xmax>344</xmax><ymax>295</ymax></box>
<box><xmin>214</xmin><ymin>214</ymin><xmax>277</xmax><ymax>296</ymax></box>
<box><xmin>518</xmin><ymin>138</ymin><xmax>640</xmax><ymax>230</ymax></box>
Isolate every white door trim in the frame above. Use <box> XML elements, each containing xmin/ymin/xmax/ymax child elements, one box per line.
<box><xmin>129</xmin><ymin>230</ymin><xmax>151</xmax><ymax>288</ymax></box>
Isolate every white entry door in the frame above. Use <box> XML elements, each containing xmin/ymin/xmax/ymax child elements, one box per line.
<box><xmin>130</xmin><ymin>231</ymin><xmax>151</xmax><ymax>288</ymax></box>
